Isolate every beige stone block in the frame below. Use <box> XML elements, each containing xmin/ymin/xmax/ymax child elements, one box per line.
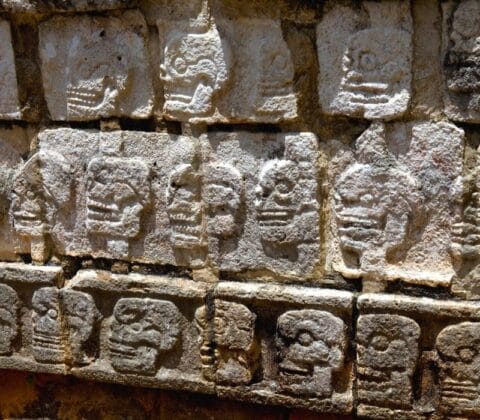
<box><xmin>0</xmin><ymin>20</ymin><xmax>21</xmax><ymax>120</ymax></box>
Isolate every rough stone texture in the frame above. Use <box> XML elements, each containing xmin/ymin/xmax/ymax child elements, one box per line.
<box><xmin>0</xmin><ymin>20</ymin><xmax>21</xmax><ymax>120</ymax></box>
<box><xmin>39</xmin><ymin>11</ymin><xmax>153</xmax><ymax>121</ymax></box>
<box><xmin>317</xmin><ymin>1</ymin><xmax>412</xmax><ymax>120</ymax></box>
<box><xmin>0</xmin><ymin>0</ymin><xmax>137</xmax><ymax>13</ymax></box>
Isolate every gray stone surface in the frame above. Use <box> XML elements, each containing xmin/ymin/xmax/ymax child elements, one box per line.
<box><xmin>39</xmin><ymin>11</ymin><xmax>153</xmax><ymax>121</ymax></box>
<box><xmin>0</xmin><ymin>0</ymin><xmax>136</xmax><ymax>13</ymax></box>
<box><xmin>0</xmin><ymin>20</ymin><xmax>21</xmax><ymax>119</ymax></box>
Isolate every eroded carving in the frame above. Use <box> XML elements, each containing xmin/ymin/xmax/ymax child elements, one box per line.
<box><xmin>108</xmin><ymin>298</ymin><xmax>180</xmax><ymax>375</ymax></box>
<box><xmin>436</xmin><ymin>322</ymin><xmax>480</xmax><ymax>415</ymax></box>
<box><xmin>357</xmin><ymin>314</ymin><xmax>420</xmax><ymax>408</ymax></box>
<box><xmin>0</xmin><ymin>20</ymin><xmax>21</xmax><ymax>118</ymax></box>
<box><xmin>166</xmin><ymin>164</ymin><xmax>204</xmax><ymax>250</ymax></box>
<box><xmin>276</xmin><ymin>310</ymin><xmax>347</xmax><ymax>398</ymax></box>
<box><xmin>32</xmin><ymin>287</ymin><xmax>63</xmax><ymax>364</ymax></box>
<box><xmin>0</xmin><ymin>284</ymin><xmax>19</xmax><ymax>355</ymax></box>
<box><xmin>86</xmin><ymin>156</ymin><xmax>150</xmax><ymax>258</ymax></box>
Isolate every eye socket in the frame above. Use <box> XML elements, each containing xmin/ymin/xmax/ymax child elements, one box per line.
<box><xmin>458</xmin><ymin>346</ymin><xmax>477</xmax><ymax>363</ymax></box>
<box><xmin>275</xmin><ymin>179</ymin><xmax>294</xmax><ymax>195</ymax></box>
<box><xmin>370</xmin><ymin>334</ymin><xmax>389</xmax><ymax>351</ymax></box>
<box><xmin>297</xmin><ymin>331</ymin><xmax>314</xmax><ymax>346</ymax></box>
<box><xmin>272</xmin><ymin>54</ymin><xmax>287</xmax><ymax>70</ymax></box>
<box><xmin>173</xmin><ymin>57</ymin><xmax>187</xmax><ymax>74</ymax></box>
<box><xmin>359</xmin><ymin>52</ymin><xmax>377</xmax><ymax>71</ymax></box>
<box><xmin>47</xmin><ymin>309</ymin><xmax>58</xmax><ymax>319</ymax></box>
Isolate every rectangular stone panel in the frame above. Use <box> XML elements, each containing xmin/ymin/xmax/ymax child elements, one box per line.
<box><xmin>0</xmin><ymin>19</ymin><xmax>21</xmax><ymax>119</ymax></box>
<box><xmin>357</xmin><ymin>294</ymin><xmax>480</xmax><ymax>419</ymax></box>
<box><xmin>210</xmin><ymin>282</ymin><xmax>354</xmax><ymax>413</ymax></box>
<box><xmin>442</xmin><ymin>0</ymin><xmax>480</xmax><ymax>123</ymax></box>
<box><xmin>0</xmin><ymin>0</ymin><xmax>136</xmax><ymax>13</ymax></box>
<box><xmin>201</xmin><ymin>132</ymin><xmax>320</xmax><ymax>280</ymax></box>
<box><xmin>157</xmin><ymin>12</ymin><xmax>298</xmax><ymax>123</ymax></box>
<box><xmin>317</xmin><ymin>0</ymin><xmax>412</xmax><ymax>120</ymax></box>
<box><xmin>325</xmin><ymin>121</ymin><xmax>464</xmax><ymax>288</ymax></box>
<box><xmin>68</xmin><ymin>269</ymin><xmax>214</xmax><ymax>394</ymax></box>
<box><xmin>39</xmin><ymin>11</ymin><xmax>153</xmax><ymax>121</ymax></box>
<box><xmin>0</xmin><ymin>263</ymin><xmax>65</xmax><ymax>375</ymax></box>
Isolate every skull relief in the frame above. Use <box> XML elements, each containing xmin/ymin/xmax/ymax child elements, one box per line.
<box><xmin>32</xmin><ymin>287</ymin><xmax>64</xmax><ymax>364</ymax></box>
<box><xmin>276</xmin><ymin>310</ymin><xmax>347</xmax><ymax>398</ymax></box>
<box><xmin>109</xmin><ymin>298</ymin><xmax>180</xmax><ymax>375</ymax></box>
<box><xmin>86</xmin><ymin>156</ymin><xmax>150</xmax><ymax>238</ymax></box>
<box><xmin>213</xmin><ymin>300</ymin><xmax>258</xmax><ymax>385</ymax></box>
<box><xmin>356</xmin><ymin>314</ymin><xmax>420</xmax><ymax>408</ymax></box>
<box><xmin>436</xmin><ymin>322</ymin><xmax>480</xmax><ymax>415</ymax></box>
<box><xmin>446</xmin><ymin>0</ymin><xmax>480</xmax><ymax>108</ymax></box>
<box><xmin>334</xmin><ymin>163</ymin><xmax>422</xmax><ymax>274</ymax></box>
<box><xmin>334</xmin><ymin>28</ymin><xmax>411</xmax><ymax>119</ymax></box>
<box><xmin>161</xmin><ymin>27</ymin><xmax>230</xmax><ymax>119</ymax></box>
<box><xmin>166</xmin><ymin>164</ymin><xmax>203</xmax><ymax>249</ymax></box>
<box><xmin>61</xmin><ymin>290</ymin><xmax>98</xmax><ymax>366</ymax></box>
<box><xmin>65</xmin><ymin>28</ymin><xmax>129</xmax><ymax>119</ymax></box>
<box><xmin>204</xmin><ymin>163</ymin><xmax>243</xmax><ymax>238</ymax></box>
<box><xmin>0</xmin><ymin>284</ymin><xmax>19</xmax><ymax>355</ymax></box>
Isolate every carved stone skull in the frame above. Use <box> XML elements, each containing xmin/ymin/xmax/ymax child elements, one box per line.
<box><xmin>66</xmin><ymin>28</ymin><xmax>129</xmax><ymax>119</ymax></box>
<box><xmin>86</xmin><ymin>156</ymin><xmax>150</xmax><ymax>238</ymax></box>
<box><xmin>255</xmin><ymin>159</ymin><xmax>302</xmax><ymax>246</ymax></box>
<box><xmin>109</xmin><ymin>298</ymin><xmax>180</xmax><ymax>375</ymax></box>
<box><xmin>61</xmin><ymin>290</ymin><xmax>98</xmax><ymax>366</ymax></box>
<box><xmin>161</xmin><ymin>27</ymin><xmax>230</xmax><ymax>118</ymax></box>
<box><xmin>213</xmin><ymin>300</ymin><xmax>257</xmax><ymax>385</ymax></box>
<box><xmin>166</xmin><ymin>164</ymin><xmax>203</xmax><ymax>249</ymax></box>
<box><xmin>356</xmin><ymin>314</ymin><xmax>420</xmax><ymax>408</ymax></box>
<box><xmin>276</xmin><ymin>310</ymin><xmax>347</xmax><ymax>398</ymax></box>
<box><xmin>0</xmin><ymin>284</ymin><xmax>19</xmax><ymax>355</ymax></box>
<box><xmin>446</xmin><ymin>0</ymin><xmax>480</xmax><ymax>101</ymax></box>
<box><xmin>32</xmin><ymin>287</ymin><xmax>63</xmax><ymax>364</ymax></box>
<box><xmin>204</xmin><ymin>163</ymin><xmax>242</xmax><ymax>238</ymax></box>
<box><xmin>436</xmin><ymin>322</ymin><xmax>480</xmax><ymax>415</ymax></box>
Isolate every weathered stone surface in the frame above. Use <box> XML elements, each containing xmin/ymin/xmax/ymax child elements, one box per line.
<box><xmin>317</xmin><ymin>1</ymin><xmax>412</xmax><ymax>120</ymax></box>
<box><xmin>39</xmin><ymin>11</ymin><xmax>153</xmax><ymax>121</ymax></box>
<box><xmin>442</xmin><ymin>0</ymin><xmax>480</xmax><ymax>123</ymax></box>
<box><xmin>213</xmin><ymin>283</ymin><xmax>353</xmax><ymax>413</ymax></box>
<box><xmin>326</xmin><ymin>121</ymin><xmax>464</xmax><ymax>287</ymax></box>
<box><xmin>157</xmin><ymin>4</ymin><xmax>297</xmax><ymax>123</ymax></box>
<box><xmin>0</xmin><ymin>20</ymin><xmax>21</xmax><ymax>119</ymax></box>
<box><xmin>202</xmin><ymin>132</ymin><xmax>320</xmax><ymax>279</ymax></box>
<box><xmin>0</xmin><ymin>0</ymin><xmax>136</xmax><ymax>13</ymax></box>
<box><xmin>357</xmin><ymin>293</ymin><xmax>480</xmax><ymax>418</ymax></box>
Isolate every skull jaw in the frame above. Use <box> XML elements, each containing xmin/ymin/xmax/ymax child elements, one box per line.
<box><xmin>279</xmin><ymin>366</ymin><xmax>333</xmax><ymax>398</ymax></box>
<box><xmin>109</xmin><ymin>342</ymin><xmax>159</xmax><ymax>376</ymax></box>
<box><xmin>164</xmin><ymin>83</ymin><xmax>214</xmax><ymax>118</ymax></box>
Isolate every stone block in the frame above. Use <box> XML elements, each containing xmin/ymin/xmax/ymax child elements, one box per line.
<box><xmin>210</xmin><ymin>282</ymin><xmax>354</xmax><ymax>413</ymax></box>
<box><xmin>317</xmin><ymin>1</ymin><xmax>412</xmax><ymax>120</ymax></box>
<box><xmin>0</xmin><ymin>0</ymin><xmax>136</xmax><ymax>13</ymax></box>
<box><xmin>157</xmin><ymin>5</ymin><xmax>298</xmax><ymax>123</ymax></box>
<box><xmin>326</xmin><ymin>121</ymin><xmax>464</xmax><ymax>287</ymax></box>
<box><xmin>442</xmin><ymin>0</ymin><xmax>480</xmax><ymax>123</ymax></box>
<box><xmin>357</xmin><ymin>293</ymin><xmax>480</xmax><ymax>418</ymax></box>
<box><xmin>39</xmin><ymin>11</ymin><xmax>153</xmax><ymax>121</ymax></box>
<box><xmin>68</xmin><ymin>269</ymin><xmax>214</xmax><ymax>394</ymax></box>
<box><xmin>0</xmin><ymin>20</ymin><xmax>21</xmax><ymax>120</ymax></box>
<box><xmin>202</xmin><ymin>132</ymin><xmax>320</xmax><ymax>280</ymax></box>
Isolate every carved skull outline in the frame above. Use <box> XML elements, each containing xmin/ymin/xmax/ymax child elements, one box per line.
<box><xmin>204</xmin><ymin>163</ymin><xmax>243</xmax><ymax>238</ymax></box>
<box><xmin>166</xmin><ymin>163</ymin><xmax>204</xmax><ymax>249</ymax></box>
<box><xmin>66</xmin><ymin>27</ymin><xmax>129</xmax><ymax>119</ymax></box>
<box><xmin>32</xmin><ymin>287</ymin><xmax>64</xmax><ymax>364</ymax></box>
<box><xmin>356</xmin><ymin>314</ymin><xmax>420</xmax><ymax>408</ymax></box>
<box><xmin>161</xmin><ymin>27</ymin><xmax>230</xmax><ymax>118</ymax></box>
<box><xmin>109</xmin><ymin>298</ymin><xmax>180</xmax><ymax>376</ymax></box>
<box><xmin>276</xmin><ymin>309</ymin><xmax>347</xmax><ymax>398</ymax></box>
<box><xmin>0</xmin><ymin>284</ymin><xmax>19</xmax><ymax>355</ymax></box>
<box><xmin>436</xmin><ymin>322</ymin><xmax>480</xmax><ymax>412</ymax></box>
<box><xmin>86</xmin><ymin>156</ymin><xmax>150</xmax><ymax>238</ymax></box>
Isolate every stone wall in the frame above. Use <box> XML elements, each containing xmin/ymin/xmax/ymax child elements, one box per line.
<box><xmin>0</xmin><ymin>0</ymin><xmax>478</xmax><ymax>418</ymax></box>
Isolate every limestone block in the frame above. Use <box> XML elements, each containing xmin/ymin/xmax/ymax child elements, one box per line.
<box><xmin>317</xmin><ymin>1</ymin><xmax>412</xmax><ymax>120</ymax></box>
<box><xmin>68</xmin><ymin>269</ymin><xmax>214</xmax><ymax>394</ymax></box>
<box><xmin>39</xmin><ymin>11</ymin><xmax>153</xmax><ymax>121</ymax></box>
<box><xmin>157</xmin><ymin>5</ymin><xmax>297</xmax><ymax>123</ymax></box>
<box><xmin>212</xmin><ymin>283</ymin><xmax>353</xmax><ymax>413</ymax></box>
<box><xmin>201</xmin><ymin>132</ymin><xmax>320</xmax><ymax>280</ymax></box>
<box><xmin>357</xmin><ymin>293</ymin><xmax>480</xmax><ymax>418</ymax></box>
<box><xmin>29</xmin><ymin>128</ymin><xmax>203</xmax><ymax>267</ymax></box>
<box><xmin>442</xmin><ymin>0</ymin><xmax>480</xmax><ymax>123</ymax></box>
<box><xmin>0</xmin><ymin>20</ymin><xmax>21</xmax><ymax>119</ymax></box>
<box><xmin>326</xmin><ymin>121</ymin><xmax>464</xmax><ymax>287</ymax></box>
<box><xmin>0</xmin><ymin>0</ymin><xmax>136</xmax><ymax>13</ymax></box>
